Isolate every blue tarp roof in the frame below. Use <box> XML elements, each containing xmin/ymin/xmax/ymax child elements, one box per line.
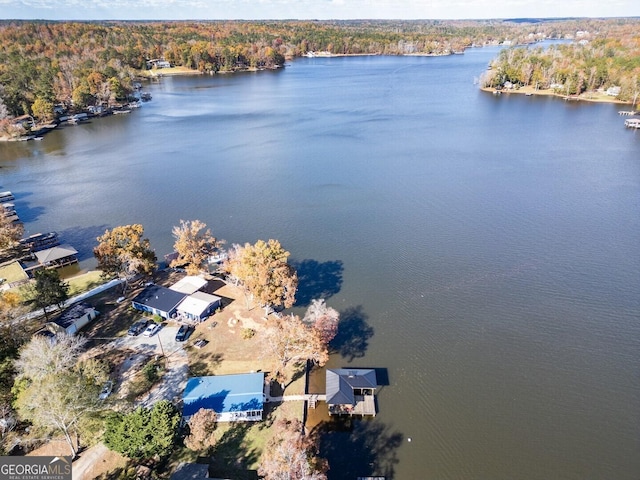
<box><xmin>183</xmin><ymin>373</ymin><xmax>265</xmax><ymax>417</ymax></box>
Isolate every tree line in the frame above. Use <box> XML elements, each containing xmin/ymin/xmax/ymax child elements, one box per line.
<box><xmin>3</xmin><ymin>18</ymin><xmax>638</xmax><ymax>125</ymax></box>
<box><xmin>480</xmin><ymin>20</ymin><xmax>640</xmax><ymax>101</ymax></box>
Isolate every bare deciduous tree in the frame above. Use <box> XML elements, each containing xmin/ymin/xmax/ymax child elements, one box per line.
<box><xmin>259</xmin><ymin>418</ymin><xmax>327</xmax><ymax>480</ymax></box>
<box><xmin>14</xmin><ymin>333</ymin><xmax>87</xmax><ymax>381</ymax></box>
<box><xmin>14</xmin><ymin>372</ymin><xmax>100</xmax><ymax>458</ymax></box>
<box><xmin>264</xmin><ymin>315</ymin><xmax>328</xmax><ymax>386</ymax></box>
<box><xmin>303</xmin><ymin>299</ymin><xmax>339</xmax><ymax>346</ymax></box>
<box><xmin>184</xmin><ymin>408</ymin><xmax>217</xmax><ymax>452</ymax></box>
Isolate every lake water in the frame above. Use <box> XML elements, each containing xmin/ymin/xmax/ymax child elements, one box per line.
<box><xmin>2</xmin><ymin>46</ymin><xmax>640</xmax><ymax>479</ymax></box>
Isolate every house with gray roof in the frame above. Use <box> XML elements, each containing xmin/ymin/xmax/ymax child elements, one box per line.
<box><xmin>131</xmin><ymin>284</ymin><xmax>187</xmax><ymax>319</ymax></box>
<box><xmin>326</xmin><ymin>368</ymin><xmax>377</xmax><ymax>416</ymax></box>
<box><xmin>46</xmin><ymin>302</ymin><xmax>98</xmax><ymax>335</ymax></box>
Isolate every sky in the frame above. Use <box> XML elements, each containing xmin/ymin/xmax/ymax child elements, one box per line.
<box><xmin>0</xmin><ymin>0</ymin><xmax>639</xmax><ymax>21</ymax></box>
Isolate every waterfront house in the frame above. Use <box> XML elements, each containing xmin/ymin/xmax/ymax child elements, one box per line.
<box><xmin>182</xmin><ymin>373</ymin><xmax>265</xmax><ymax>422</ymax></box>
<box><xmin>326</xmin><ymin>368</ymin><xmax>377</xmax><ymax>416</ymax></box>
<box><xmin>607</xmin><ymin>86</ymin><xmax>621</xmax><ymax>96</ymax></box>
<box><xmin>46</xmin><ymin>302</ymin><xmax>98</xmax><ymax>335</ymax></box>
<box><xmin>146</xmin><ymin>58</ymin><xmax>171</xmax><ymax>69</ymax></box>
<box><xmin>131</xmin><ymin>284</ymin><xmax>187</xmax><ymax>319</ymax></box>
<box><xmin>176</xmin><ymin>291</ymin><xmax>221</xmax><ymax>323</ymax></box>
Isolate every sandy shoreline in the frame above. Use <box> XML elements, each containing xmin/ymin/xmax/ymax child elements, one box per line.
<box><xmin>480</xmin><ymin>85</ymin><xmax>632</xmax><ymax>105</ymax></box>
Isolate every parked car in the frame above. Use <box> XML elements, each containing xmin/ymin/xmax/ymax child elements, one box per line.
<box><xmin>175</xmin><ymin>324</ymin><xmax>194</xmax><ymax>342</ymax></box>
<box><xmin>128</xmin><ymin>319</ymin><xmax>149</xmax><ymax>336</ymax></box>
<box><xmin>99</xmin><ymin>380</ymin><xmax>113</xmax><ymax>400</ymax></box>
<box><xmin>142</xmin><ymin>322</ymin><xmax>161</xmax><ymax>337</ymax></box>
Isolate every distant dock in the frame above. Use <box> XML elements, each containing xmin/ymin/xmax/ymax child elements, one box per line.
<box><xmin>624</xmin><ymin>118</ymin><xmax>640</xmax><ymax>129</ymax></box>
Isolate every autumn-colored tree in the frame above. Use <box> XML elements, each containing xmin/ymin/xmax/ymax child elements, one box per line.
<box><xmin>0</xmin><ymin>213</ymin><xmax>24</xmax><ymax>253</ymax></box>
<box><xmin>171</xmin><ymin>219</ymin><xmax>223</xmax><ymax>275</ymax></box>
<box><xmin>303</xmin><ymin>299</ymin><xmax>339</xmax><ymax>346</ymax></box>
<box><xmin>259</xmin><ymin>418</ymin><xmax>328</xmax><ymax>480</ymax></box>
<box><xmin>264</xmin><ymin>315</ymin><xmax>328</xmax><ymax>386</ymax></box>
<box><xmin>0</xmin><ymin>291</ymin><xmax>25</xmax><ymax>327</ymax></box>
<box><xmin>31</xmin><ymin>96</ymin><xmax>54</xmax><ymax>123</ymax></box>
<box><xmin>94</xmin><ymin>224</ymin><xmax>156</xmax><ymax>292</ymax></box>
<box><xmin>223</xmin><ymin>239</ymin><xmax>297</xmax><ymax>313</ymax></box>
<box><xmin>184</xmin><ymin>408</ymin><xmax>217</xmax><ymax>452</ymax></box>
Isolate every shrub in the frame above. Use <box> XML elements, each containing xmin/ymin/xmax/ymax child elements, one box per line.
<box><xmin>241</xmin><ymin>328</ymin><xmax>256</xmax><ymax>339</ymax></box>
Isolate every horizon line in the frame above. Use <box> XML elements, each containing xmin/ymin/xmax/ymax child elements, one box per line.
<box><xmin>1</xmin><ymin>16</ymin><xmax>639</xmax><ymax>22</ymax></box>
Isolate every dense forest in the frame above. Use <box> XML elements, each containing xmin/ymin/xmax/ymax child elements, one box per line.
<box><xmin>480</xmin><ymin>20</ymin><xmax>640</xmax><ymax>100</ymax></box>
<box><xmin>1</xmin><ymin>18</ymin><xmax>639</xmax><ymax>131</ymax></box>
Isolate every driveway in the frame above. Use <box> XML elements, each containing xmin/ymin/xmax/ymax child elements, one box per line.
<box><xmin>111</xmin><ymin>324</ymin><xmax>189</xmax><ymax>407</ymax></box>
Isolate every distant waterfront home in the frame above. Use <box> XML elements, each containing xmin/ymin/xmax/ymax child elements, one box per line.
<box><xmin>146</xmin><ymin>58</ymin><xmax>171</xmax><ymax>69</ymax></box>
<box><xmin>46</xmin><ymin>302</ymin><xmax>98</xmax><ymax>335</ymax></box>
<box><xmin>182</xmin><ymin>373</ymin><xmax>265</xmax><ymax>422</ymax></box>
<box><xmin>131</xmin><ymin>284</ymin><xmax>187</xmax><ymax>319</ymax></box>
<box><xmin>176</xmin><ymin>291</ymin><xmax>222</xmax><ymax>323</ymax></box>
<box><xmin>326</xmin><ymin>368</ymin><xmax>377</xmax><ymax>416</ymax></box>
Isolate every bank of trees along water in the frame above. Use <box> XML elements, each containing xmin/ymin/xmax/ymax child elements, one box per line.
<box><xmin>2</xmin><ymin>18</ymin><xmax>640</xmax><ymax>127</ymax></box>
<box><xmin>481</xmin><ymin>20</ymin><xmax>640</xmax><ymax>101</ymax></box>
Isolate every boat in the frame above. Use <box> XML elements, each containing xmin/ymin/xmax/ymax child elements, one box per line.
<box><xmin>19</xmin><ymin>232</ymin><xmax>60</xmax><ymax>252</ymax></box>
<box><xmin>0</xmin><ymin>191</ymin><xmax>14</xmax><ymax>203</ymax></box>
<box><xmin>113</xmin><ymin>109</ymin><xmax>132</xmax><ymax>115</ymax></box>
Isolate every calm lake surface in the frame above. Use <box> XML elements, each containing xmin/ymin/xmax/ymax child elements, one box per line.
<box><xmin>2</xmin><ymin>46</ymin><xmax>640</xmax><ymax>479</ymax></box>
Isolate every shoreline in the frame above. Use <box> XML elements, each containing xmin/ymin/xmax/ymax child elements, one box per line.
<box><xmin>480</xmin><ymin>85</ymin><xmax>633</xmax><ymax>105</ymax></box>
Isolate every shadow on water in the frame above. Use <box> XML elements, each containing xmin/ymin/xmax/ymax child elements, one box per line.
<box><xmin>9</xmin><ymin>191</ymin><xmax>45</xmax><ymax>223</ymax></box>
<box><xmin>331</xmin><ymin>305</ymin><xmax>374</xmax><ymax>362</ymax></box>
<box><xmin>58</xmin><ymin>224</ymin><xmax>109</xmax><ymax>261</ymax></box>
<box><xmin>291</xmin><ymin>259</ymin><xmax>344</xmax><ymax>307</ymax></box>
<box><xmin>311</xmin><ymin>418</ymin><xmax>404</xmax><ymax>480</ymax></box>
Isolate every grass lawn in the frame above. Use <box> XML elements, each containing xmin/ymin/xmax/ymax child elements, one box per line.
<box><xmin>161</xmin><ymin>400</ymin><xmax>305</xmax><ymax>479</ymax></box>
<box><xmin>67</xmin><ymin>270</ymin><xmax>105</xmax><ymax>296</ymax></box>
